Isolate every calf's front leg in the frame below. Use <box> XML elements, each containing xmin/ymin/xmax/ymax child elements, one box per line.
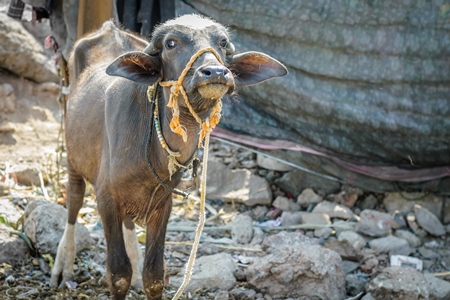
<box><xmin>143</xmin><ymin>196</ymin><xmax>172</xmax><ymax>300</ymax></box>
<box><xmin>98</xmin><ymin>195</ymin><xmax>132</xmax><ymax>300</ymax></box>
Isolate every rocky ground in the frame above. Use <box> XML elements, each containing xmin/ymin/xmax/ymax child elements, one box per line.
<box><xmin>1</xmin><ymin>3</ymin><xmax>450</xmax><ymax>300</ymax></box>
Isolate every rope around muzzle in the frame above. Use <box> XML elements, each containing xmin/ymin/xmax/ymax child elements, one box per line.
<box><xmin>158</xmin><ymin>47</ymin><xmax>224</xmax><ymax>146</ymax></box>
<box><xmin>146</xmin><ymin>47</ymin><xmax>226</xmax><ymax>300</ymax></box>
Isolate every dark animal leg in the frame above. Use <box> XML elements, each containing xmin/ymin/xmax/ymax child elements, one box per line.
<box><xmin>98</xmin><ymin>196</ymin><xmax>132</xmax><ymax>300</ymax></box>
<box><xmin>50</xmin><ymin>167</ymin><xmax>86</xmax><ymax>288</ymax></box>
<box><xmin>143</xmin><ymin>196</ymin><xmax>172</xmax><ymax>300</ymax></box>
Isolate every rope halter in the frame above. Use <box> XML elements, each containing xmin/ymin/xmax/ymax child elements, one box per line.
<box><xmin>158</xmin><ymin>47</ymin><xmax>224</xmax><ymax>146</ymax></box>
<box><xmin>147</xmin><ymin>47</ymin><xmax>226</xmax><ymax>177</ymax></box>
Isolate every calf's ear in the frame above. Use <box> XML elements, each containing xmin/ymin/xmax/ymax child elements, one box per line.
<box><xmin>106</xmin><ymin>52</ymin><xmax>160</xmax><ymax>85</ymax></box>
<box><xmin>228</xmin><ymin>51</ymin><xmax>288</xmax><ymax>86</ymax></box>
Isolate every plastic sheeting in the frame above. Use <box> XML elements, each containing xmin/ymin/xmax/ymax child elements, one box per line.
<box><xmin>178</xmin><ymin>0</ymin><xmax>450</xmax><ymax>192</ymax></box>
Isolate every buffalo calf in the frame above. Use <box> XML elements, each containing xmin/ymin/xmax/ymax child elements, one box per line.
<box><xmin>50</xmin><ymin>14</ymin><xmax>287</xmax><ymax>299</ymax></box>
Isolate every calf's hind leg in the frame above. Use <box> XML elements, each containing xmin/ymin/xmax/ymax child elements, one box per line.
<box><xmin>50</xmin><ymin>168</ymin><xmax>86</xmax><ymax>288</ymax></box>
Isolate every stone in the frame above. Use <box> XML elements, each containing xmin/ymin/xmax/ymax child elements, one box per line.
<box><xmin>330</xmin><ymin>186</ymin><xmax>363</xmax><ymax>208</ymax></box>
<box><xmin>368</xmin><ymin>267</ymin><xmax>429</xmax><ymax>299</ymax></box>
<box><xmin>230</xmin><ymin>287</ymin><xmax>257</xmax><ymax>300</ymax></box>
<box><xmin>256</xmin><ymin>154</ymin><xmax>293</xmax><ymax>171</ymax></box>
<box><xmin>383</xmin><ymin>193</ymin><xmax>442</xmax><ymax>218</ymax></box>
<box><xmin>333</xmin><ymin>220</ymin><xmax>357</xmax><ymax>236</ymax></box>
<box><xmin>358</xmin><ymin>194</ymin><xmax>378</xmax><ymax>210</ymax></box>
<box><xmin>231</xmin><ymin>214</ymin><xmax>254</xmax><ymax>244</ymax></box>
<box><xmin>0</xmin><ymin>14</ymin><xmax>58</xmax><ymax>83</ymax></box>
<box><xmin>0</xmin><ymin>223</ymin><xmax>29</xmax><ymax>264</ymax></box>
<box><xmin>418</xmin><ymin>247</ymin><xmax>441</xmax><ymax>259</ymax></box>
<box><xmin>252</xmin><ymin>205</ymin><xmax>269</xmax><ymax>221</ymax></box>
<box><xmin>341</xmin><ymin>260</ymin><xmax>360</xmax><ymax>274</ymax></box>
<box><xmin>214</xmin><ymin>290</ymin><xmax>230</xmax><ymax>300</ymax></box>
<box><xmin>406</xmin><ymin>213</ymin><xmax>428</xmax><ymax>238</ymax></box>
<box><xmin>280</xmin><ymin>211</ymin><xmax>305</xmax><ymax>226</ymax></box>
<box><xmin>170</xmin><ymin>253</ymin><xmax>236</xmax><ymax>293</ymax></box>
<box><xmin>0</xmin><ymin>83</ymin><xmax>16</xmax><ymax>113</ymax></box>
<box><xmin>247</xmin><ymin>232</ymin><xmax>345</xmax><ymax>299</ymax></box>
<box><xmin>296</xmin><ymin>188</ymin><xmax>322</xmax><ymax>208</ymax></box>
<box><xmin>24</xmin><ymin>200</ymin><xmax>93</xmax><ymax>255</ymax></box>
<box><xmin>424</xmin><ymin>273</ymin><xmax>450</xmax><ymax>300</ymax></box>
<box><xmin>356</xmin><ymin>209</ymin><xmax>392</xmax><ymax>237</ymax></box>
<box><xmin>300</xmin><ymin>212</ymin><xmax>331</xmax><ymax>229</ymax></box>
<box><xmin>250</xmin><ymin>227</ymin><xmax>265</xmax><ymax>246</ymax></box>
<box><xmin>346</xmin><ymin>274</ymin><xmax>367</xmax><ymax>297</ymax></box>
<box><xmin>394</xmin><ymin>230</ymin><xmax>422</xmax><ymax>247</ymax></box>
<box><xmin>324</xmin><ymin>239</ymin><xmax>362</xmax><ymax>261</ymax></box>
<box><xmin>206</xmin><ymin>160</ymin><xmax>272</xmax><ymax>206</ymax></box>
<box><xmin>368</xmin><ymin>235</ymin><xmax>411</xmax><ymax>255</ymax></box>
<box><xmin>272</xmin><ymin>196</ymin><xmax>300</xmax><ymax>211</ymax></box>
<box><xmin>11</xmin><ymin>164</ymin><xmax>41</xmax><ymax>186</ymax></box>
<box><xmin>391</xmin><ymin>210</ymin><xmax>407</xmax><ymax>229</ymax></box>
<box><xmin>0</xmin><ymin>199</ymin><xmax>23</xmax><ymax>227</ymax></box>
<box><xmin>314</xmin><ymin>227</ymin><xmax>333</xmax><ymax>239</ymax></box>
<box><xmin>312</xmin><ymin>200</ymin><xmax>355</xmax><ymax>219</ymax></box>
<box><xmin>338</xmin><ymin>231</ymin><xmax>366</xmax><ymax>250</ymax></box>
<box><xmin>361</xmin><ymin>293</ymin><xmax>375</xmax><ymax>300</ymax></box>
<box><xmin>275</xmin><ymin>170</ymin><xmax>341</xmax><ymax>197</ymax></box>
<box><xmin>414</xmin><ymin>205</ymin><xmax>446</xmax><ymax>236</ymax></box>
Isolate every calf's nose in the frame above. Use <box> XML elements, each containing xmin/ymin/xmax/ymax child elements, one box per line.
<box><xmin>199</xmin><ymin>65</ymin><xmax>229</xmax><ymax>78</ymax></box>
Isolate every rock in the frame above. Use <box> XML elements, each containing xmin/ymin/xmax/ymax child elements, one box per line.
<box><xmin>275</xmin><ymin>170</ymin><xmax>341</xmax><ymax>197</ymax></box>
<box><xmin>252</xmin><ymin>205</ymin><xmax>269</xmax><ymax>221</ymax></box>
<box><xmin>230</xmin><ymin>287</ymin><xmax>257</xmax><ymax>300</ymax></box>
<box><xmin>312</xmin><ymin>200</ymin><xmax>355</xmax><ymax>219</ymax></box>
<box><xmin>11</xmin><ymin>164</ymin><xmax>41</xmax><ymax>186</ymax></box>
<box><xmin>424</xmin><ymin>273</ymin><xmax>450</xmax><ymax>300</ymax></box>
<box><xmin>368</xmin><ymin>266</ymin><xmax>429</xmax><ymax>299</ymax></box>
<box><xmin>330</xmin><ymin>186</ymin><xmax>363</xmax><ymax>208</ymax></box>
<box><xmin>0</xmin><ymin>223</ymin><xmax>29</xmax><ymax>263</ymax></box>
<box><xmin>250</xmin><ymin>227</ymin><xmax>264</xmax><ymax>245</ymax></box>
<box><xmin>296</xmin><ymin>188</ymin><xmax>322</xmax><ymax>208</ymax></box>
<box><xmin>414</xmin><ymin>205</ymin><xmax>446</xmax><ymax>236</ymax></box>
<box><xmin>383</xmin><ymin>193</ymin><xmax>442</xmax><ymax>218</ymax></box>
<box><xmin>231</xmin><ymin>214</ymin><xmax>253</xmax><ymax>244</ymax></box>
<box><xmin>256</xmin><ymin>154</ymin><xmax>293</xmax><ymax>171</ymax></box>
<box><xmin>247</xmin><ymin>232</ymin><xmax>345</xmax><ymax>299</ymax></box>
<box><xmin>206</xmin><ymin>160</ymin><xmax>272</xmax><ymax>206</ymax></box>
<box><xmin>346</xmin><ymin>274</ymin><xmax>367</xmax><ymax>297</ymax></box>
<box><xmin>341</xmin><ymin>260</ymin><xmax>360</xmax><ymax>274</ymax></box>
<box><xmin>406</xmin><ymin>212</ymin><xmax>428</xmax><ymax>238</ymax></box>
<box><xmin>394</xmin><ymin>230</ymin><xmax>422</xmax><ymax>247</ymax></box>
<box><xmin>0</xmin><ymin>14</ymin><xmax>58</xmax><ymax>83</ymax></box>
<box><xmin>418</xmin><ymin>247</ymin><xmax>440</xmax><ymax>259</ymax></box>
<box><xmin>314</xmin><ymin>227</ymin><xmax>333</xmax><ymax>239</ymax></box>
<box><xmin>0</xmin><ymin>199</ymin><xmax>23</xmax><ymax>227</ymax></box>
<box><xmin>356</xmin><ymin>209</ymin><xmax>392</xmax><ymax>237</ymax></box>
<box><xmin>170</xmin><ymin>253</ymin><xmax>236</xmax><ymax>293</ymax></box>
<box><xmin>0</xmin><ymin>83</ymin><xmax>16</xmax><ymax>113</ymax></box>
<box><xmin>272</xmin><ymin>196</ymin><xmax>300</xmax><ymax>211</ymax></box>
<box><xmin>338</xmin><ymin>231</ymin><xmax>366</xmax><ymax>250</ymax></box>
<box><xmin>361</xmin><ymin>293</ymin><xmax>375</xmax><ymax>300</ymax></box>
<box><xmin>359</xmin><ymin>194</ymin><xmax>378</xmax><ymax>210</ymax></box>
<box><xmin>333</xmin><ymin>220</ymin><xmax>357</xmax><ymax>236</ymax></box>
<box><xmin>391</xmin><ymin>210</ymin><xmax>407</xmax><ymax>229</ymax></box>
<box><xmin>324</xmin><ymin>239</ymin><xmax>362</xmax><ymax>261</ymax></box>
<box><xmin>368</xmin><ymin>235</ymin><xmax>411</xmax><ymax>255</ymax></box>
<box><xmin>300</xmin><ymin>212</ymin><xmax>331</xmax><ymax>229</ymax></box>
<box><xmin>280</xmin><ymin>211</ymin><xmax>305</xmax><ymax>226</ymax></box>
<box><xmin>24</xmin><ymin>200</ymin><xmax>93</xmax><ymax>255</ymax></box>
<box><xmin>214</xmin><ymin>290</ymin><xmax>230</xmax><ymax>300</ymax></box>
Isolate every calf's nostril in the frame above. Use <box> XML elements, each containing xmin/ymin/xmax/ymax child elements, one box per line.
<box><xmin>200</xmin><ymin>66</ymin><xmax>228</xmax><ymax>78</ymax></box>
<box><xmin>202</xmin><ymin>69</ymin><xmax>212</xmax><ymax>76</ymax></box>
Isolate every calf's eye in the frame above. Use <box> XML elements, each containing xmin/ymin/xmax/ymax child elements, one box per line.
<box><xmin>166</xmin><ymin>40</ymin><xmax>177</xmax><ymax>49</ymax></box>
<box><xmin>220</xmin><ymin>39</ymin><xmax>228</xmax><ymax>48</ymax></box>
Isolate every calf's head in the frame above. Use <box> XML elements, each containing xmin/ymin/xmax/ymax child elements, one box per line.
<box><xmin>106</xmin><ymin>14</ymin><xmax>287</xmax><ymax>119</ymax></box>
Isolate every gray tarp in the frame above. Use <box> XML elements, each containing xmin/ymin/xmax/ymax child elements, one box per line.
<box><xmin>178</xmin><ymin>0</ymin><xmax>450</xmax><ymax>193</ymax></box>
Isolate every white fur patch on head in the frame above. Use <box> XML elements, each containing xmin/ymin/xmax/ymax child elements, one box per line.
<box><xmin>165</xmin><ymin>14</ymin><xmax>218</xmax><ymax>30</ymax></box>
